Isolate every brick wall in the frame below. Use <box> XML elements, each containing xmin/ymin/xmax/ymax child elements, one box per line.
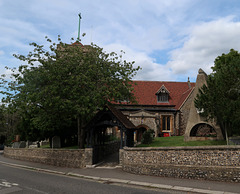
<box><xmin>4</xmin><ymin>147</ymin><xmax>93</xmax><ymax>168</ymax></box>
<box><xmin>121</xmin><ymin>146</ymin><xmax>240</xmax><ymax>182</ymax></box>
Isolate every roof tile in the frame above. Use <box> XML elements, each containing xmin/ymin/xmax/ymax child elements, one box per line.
<box><xmin>130</xmin><ymin>81</ymin><xmax>195</xmax><ymax>109</ymax></box>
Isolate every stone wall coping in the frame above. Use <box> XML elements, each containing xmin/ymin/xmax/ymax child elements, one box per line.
<box><xmin>128</xmin><ymin>163</ymin><xmax>240</xmax><ymax>170</ymax></box>
<box><xmin>5</xmin><ymin>147</ymin><xmax>85</xmax><ymax>151</ymax></box>
<box><xmin>123</xmin><ymin>145</ymin><xmax>240</xmax><ymax>151</ymax></box>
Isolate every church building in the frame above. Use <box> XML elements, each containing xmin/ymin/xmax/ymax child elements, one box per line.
<box><xmin>114</xmin><ymin>79</ymin><xmax>195</xmax><ymax>141</ymax></box>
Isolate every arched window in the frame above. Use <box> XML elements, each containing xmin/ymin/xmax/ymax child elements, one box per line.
<box><xmin>161</xmin><ymin>115</ymin><xmax>172</xmax><ymax>131</ymax></box>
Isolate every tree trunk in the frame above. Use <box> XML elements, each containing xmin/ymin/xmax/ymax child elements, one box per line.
<box><xmin>78</xmin><ymin>116</ymin><xmax>85</xmax><ymax>149</ymax></box>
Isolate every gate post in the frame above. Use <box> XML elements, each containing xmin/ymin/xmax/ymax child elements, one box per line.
<box><xmin>84</xmin><ymin>148</ymin><xmax>93</xmax><ymax>167</ymax></box>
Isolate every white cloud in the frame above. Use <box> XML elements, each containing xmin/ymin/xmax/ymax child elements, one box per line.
<box><xmin>102</xmin><ymin>43</ymin><xmax>173</xmax><ymax>81</ymax></box>
<box><xmin>0</xmin><ymin>50</ymin><xmax>4</xmax><ymax>55</ymax></box>
<box><xmin>78</xmin><ymin>0</ymin><xmax>195</xmax><ymax>54</ymax></box>
<box><xmin>0</xmin><ymin>18</ymin><xmax>45</xmax><ymax>48</ymax></box>
<box><xmin>1</xmin><ymin>0</ymin><xmax>240</xmax><ymax>84</ymax></box>
<box><xmin>99</xmin><ymin>15</ymin><xmax>240</xmax><ymax>81</ymax></box>
<box><xmin>0</xmin><ymin>67</ymin><xmax>15</xmax><ymax>80</ymax></box>
<box><xmin>168</xmin><ymin>16</ymin><xmax>240</xmax><ymax>76</ymax></box>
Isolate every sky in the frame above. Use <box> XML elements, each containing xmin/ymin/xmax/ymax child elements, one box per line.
<box><xmin>1</xmin><ymin>0</ymin><xmax>240</xmax><ymax>84</ymax></box>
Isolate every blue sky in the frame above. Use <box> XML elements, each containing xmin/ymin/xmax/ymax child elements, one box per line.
<box><xmin>1</xmin><ymin>0</ymin><xmax>240</xmax><ymax>85</ymax></box>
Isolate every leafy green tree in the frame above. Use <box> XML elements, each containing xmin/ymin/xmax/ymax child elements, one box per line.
<box><xmin>0</xmin><ymin>36</ymin><xmax>140</xmax><ymax>148</ymax></box>
<box><xmin>0</xmin><ymin>104</ymin><xmax>20</xmax><ymax>144</ymax></box>
<box><xmin>0</xmin><ymin>105</ymin><xmax>6</xmax><ymax>144</ymax></box>
<box><xmin>195</xmin><ymin>49</ymin><xmax>240</xmax><ymax>140</ymax></box>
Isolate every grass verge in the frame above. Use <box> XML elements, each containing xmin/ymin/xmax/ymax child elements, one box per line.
<box><xmin>137</xmin><ymin>136</ymin><xmax>226</xmax><ymax>147</ymax></box>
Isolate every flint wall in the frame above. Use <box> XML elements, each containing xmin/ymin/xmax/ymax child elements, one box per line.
<box><xmin>120</xmin><ymin>146</ymin><xmax>240</xmax><ymax>182</ymax></box>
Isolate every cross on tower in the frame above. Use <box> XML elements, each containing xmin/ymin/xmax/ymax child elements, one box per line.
<box><xmin>77</xmin><ymin>13</ymin><xmax>82</xmax><ymax>42</ymax></box>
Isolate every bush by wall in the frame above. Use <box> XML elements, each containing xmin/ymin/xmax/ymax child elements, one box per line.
<box><xmin>141</xmin><ymin>130</ymin><xmax>154</xmax><ymax>144</ymax></box>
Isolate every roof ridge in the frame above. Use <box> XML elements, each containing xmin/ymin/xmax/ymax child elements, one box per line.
<box><xmin>182</xmin><ymin>86</ymin><xmax>194</xmax><ymax>95</ymax></box>
<box><xmin>133</xmin><ymin>80</ymin><xmax>195</xmax><ymax>83</ymax></box>
<box><xmin>178</xmin><ymin>87</ymin><xmax>195</xmax><ymax>110</ymax></box>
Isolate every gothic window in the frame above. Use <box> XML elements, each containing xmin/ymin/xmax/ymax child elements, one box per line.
<box><xmin>161</xmin><ymin>115</ymin><xmax>171</xmax><ymax>131</ymax></box>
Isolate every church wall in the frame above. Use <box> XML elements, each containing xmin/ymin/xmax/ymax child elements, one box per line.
<box><xmin>122</xmin><ymin>110</ymin><xmax>180</xmax><ymax>137</ymax></box>
<box><xmin>123</xmin><ymin>111</ymin><xmax>157</xmax><ymax>133</ymax></box>
<box><xmin>179</xmin><ymin>90</ymin><xmax>195</xmax><ymax>136</ymax></box>
<box><xmin>174</xmin><ymin>112</ymin><xmax>180</xmax><ymax>136</ymax></box>
<box><xmin>184</xmin><ymin>69</ymin><xmax>224</xmax><ymax>140</ymax></box>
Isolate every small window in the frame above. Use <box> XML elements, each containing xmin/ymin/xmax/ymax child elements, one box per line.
<box><xmin>156</xmin><ymin>85</ymin><xmax>170</xmax><ymax>103</ymax></box>
<box><xmin>157</xmin><ymin>93</ymin><xmax>169</xmax><ymax>102</ymax></box>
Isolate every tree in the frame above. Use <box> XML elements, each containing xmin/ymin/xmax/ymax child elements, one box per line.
<box><xmin>0</xmin><ymin>105</ymin><xmax>7</xmax><ymax>144</ymax></box>
<box><xmin>0</xmin><ymin>104</ymin><xmax>20</xmax><ymax>144</ymax></box>
<box><xmin>0</xmin><ymin>36</ymin><xmax>140</xmax><ymax>148</ymax></box>
<box><xmin>195</xmin><ymin>49</ymin><xmax>240</xmax><ymax>140</ymax></box>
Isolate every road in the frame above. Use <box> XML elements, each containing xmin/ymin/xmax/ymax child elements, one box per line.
<box><xmin>0</xmin><ymin>162</ymin><xmax>182</xmax><ymax>194</ymax></box>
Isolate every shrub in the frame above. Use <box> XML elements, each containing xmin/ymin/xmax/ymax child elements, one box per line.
<box><xmin>141</xmin><ymin>129</ymin><xmax>155</xmax><ymax>144</ymax></box>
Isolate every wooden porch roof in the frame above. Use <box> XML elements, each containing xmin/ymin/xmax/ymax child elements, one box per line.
<box><xmin>85</xmin><ymin>105</ymin><xmax>136</xmax><ymax>130</ymax></box>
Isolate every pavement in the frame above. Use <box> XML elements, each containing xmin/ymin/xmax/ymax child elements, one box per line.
<box><xmin>0</xmin><ymin>150</ymin><xmax>239</xmax><ymax>194</ymax></box>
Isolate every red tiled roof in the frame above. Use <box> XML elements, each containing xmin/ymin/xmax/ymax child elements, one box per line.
<box><xmin>130</xmin><ymin>81</ymin><xmax>195</xmax><ymax>110</ymax></box>
<box><xmin>71</xmin><ymin>41</ymin><xmax>84</xmax><ymax>47</ymax></box>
